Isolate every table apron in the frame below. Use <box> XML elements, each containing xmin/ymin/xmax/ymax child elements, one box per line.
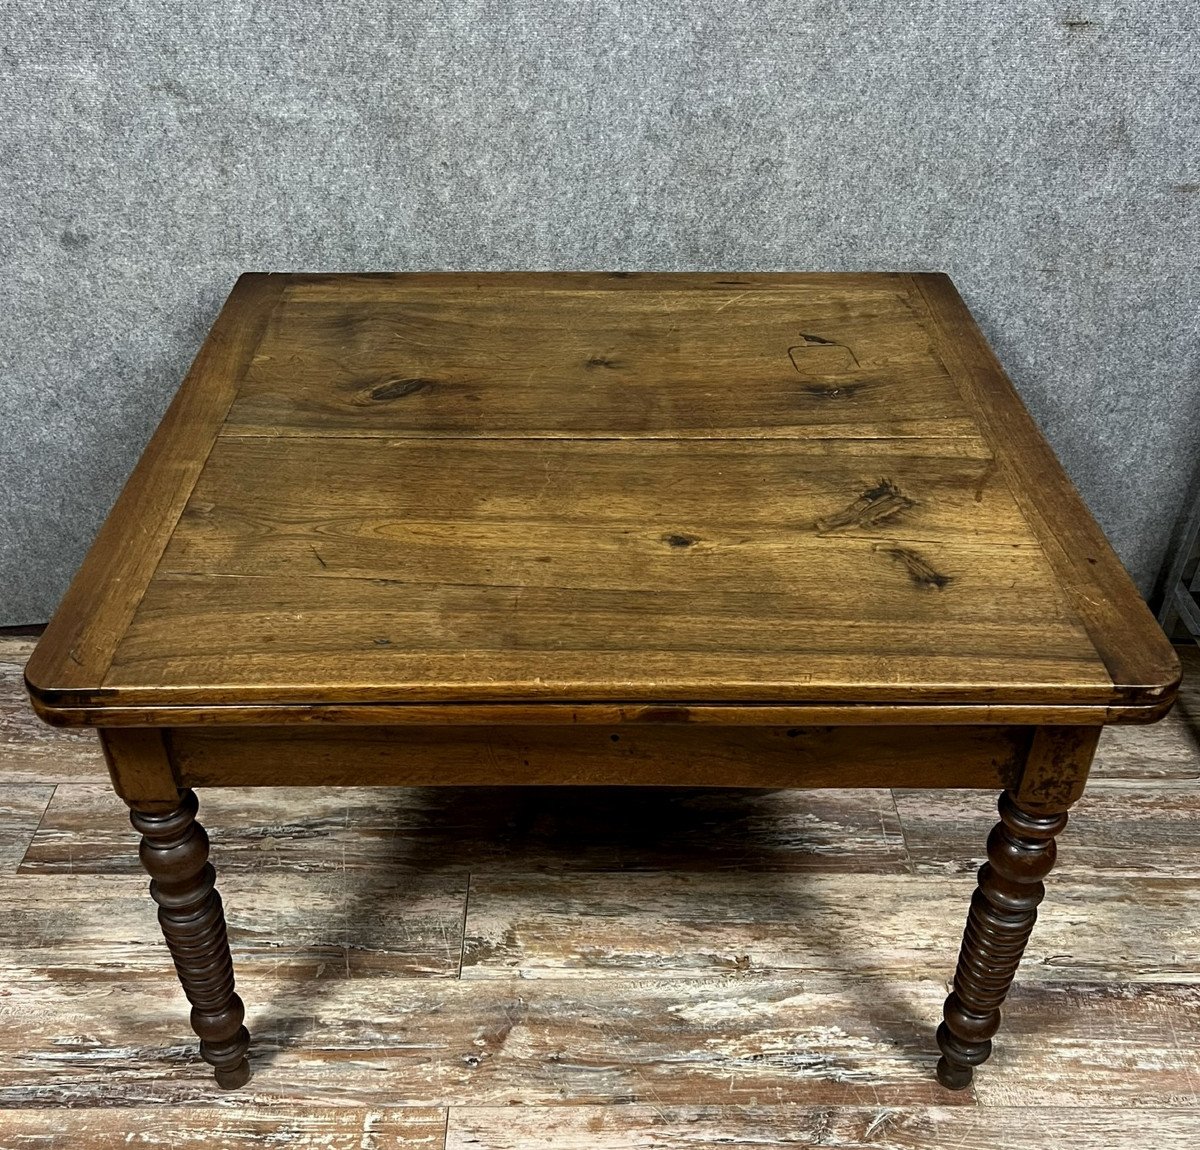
<box><xmin>115</xmin><ymin>720</ymin><xmax>1050</xmax><ymax>790</ymax></box>
<box><xmin>100</xmin><ymin>723</ymin><xmax>1100</xmax><ymax>813</ymax></box>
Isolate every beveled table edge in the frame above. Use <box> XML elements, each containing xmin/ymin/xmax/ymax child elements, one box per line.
<box><xmin>27</xmin><ymin>689</ymin><xmax>1177</xmax><ymax>729</ymax></box>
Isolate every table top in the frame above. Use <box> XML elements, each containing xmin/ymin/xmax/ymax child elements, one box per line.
<box><xmin>26</xmin><ymin>272</ymin><xmax>1179</xmax><ymax>727</ymax></box>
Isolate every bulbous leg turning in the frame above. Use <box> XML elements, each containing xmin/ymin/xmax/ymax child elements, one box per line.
<box><xmin>936</xmin><ymin>791</ymin><xmax>1067</xmax><ymax>1090</ymax></box>
<box><xmin>130</xmin><ymin>789</ymin><xmax>251</xmax><ymax>1088</ymax></box>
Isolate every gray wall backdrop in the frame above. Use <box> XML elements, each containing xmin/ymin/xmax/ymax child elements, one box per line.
<box><xmin>2</xmin><ymin>1</ymin><xmax>1198</xmax><ymax>625</ymax></box>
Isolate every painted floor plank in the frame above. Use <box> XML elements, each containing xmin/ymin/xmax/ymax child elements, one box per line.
<box><xmin>974</xmin><ymin>980</ymin><xmax>1200</xmax><ymax>1107</ymax></box>
<box><xmin>1089</xmin><ymin>646</ymin><xmax>1200</xmax><ymax>781</ymax></box>
<box><xmin>0</xmin><ymin>1107</ymin><xmax>447</xmax><ymax>1149</ymax></box>
<box><xmin>18</xmin><ymin>783</ymin><xmax>909</xmax><ymax>875</ymax></box>
<box><xmin>0</xmin><ymin>787</ymin><xmax>53</xmax><ymax>874</ymax></box>
<box><xmin>0</xmin><ymin>871</ymin><xmax>467</xmax><ymax>980</ymax></box>
<box><xmin>0</xmin><ymin>639</ymin><xmax>106</xmax><ymax>785</ymax></box>
<box><xmin>460</xmin><ymin>871</ymin><xmax>1200</xmax><ymax>983</ymax></box>
<box><xmin>0</xmin><ymin>973</ymin><xmax>972</xmax><ymax>1109</ymax></box>
<box><xmin>446</xmin><ymin>1104</ymin><xmax>1200</xmax><ymax>1149</ymax></box>
<box><xmin>894</xmin><ymin>780</ymin><xmax>1200</xmax><ymax>878</ymax></box>
<box><xmin>0</xmin><ymin>971</ymin><xmax>1197</xmax><ymax>1110</ymax></box>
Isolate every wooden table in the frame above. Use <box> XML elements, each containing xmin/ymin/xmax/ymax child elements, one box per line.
<box><xmin>25</xmin><ymin>272</ymin><xmax>1179</xmax><ymax>1093</ymax></box>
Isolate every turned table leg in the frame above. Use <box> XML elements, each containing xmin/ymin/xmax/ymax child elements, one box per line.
<box><xmin>936</xmin><ymin>790</ymin><xmax>1068</xmax><ymax>1090</ymax></box>
<box><xmin>128</xmin><ymin>788</ymin><xmax>251</xmax><ymax>1088</ymax></box>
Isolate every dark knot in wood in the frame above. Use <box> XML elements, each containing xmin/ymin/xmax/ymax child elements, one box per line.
<box><xmin>876</xmin><ymin>544</ymin><xmax>953</xmax><ymax>590</ymax></box>
<box><xmin>814</xmin><ymin>479</ymin><xmax>914</xmax><ymax>533</ymax></box>
<box><xmin>803</xmin><ymin>383</ymin><xmax>862</xmax><ymax>400</ymax></box>
<box><xmin>367</xmin><ymin>377</ymin><xmax>434</xmax><ymax>401</ymax></box>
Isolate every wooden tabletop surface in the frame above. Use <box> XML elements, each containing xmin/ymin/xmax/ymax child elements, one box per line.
<box><xmin>25</xmin><ymin>272</ymin><xmax>1179</xmax><ymax>724</ymax></box>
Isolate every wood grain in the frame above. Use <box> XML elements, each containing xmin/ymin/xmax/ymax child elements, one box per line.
<box><xmin>973</xmin><ymin>980</ymin><xmax>1200</xmax><ymax>1107</ymax></box>
<box><xmin>35</xmin><ymin>700</ymin><xmax>1171</xmax><ymax>729</ymax></box>
<box><xmin>16</xmin><ymin>638</ymin><xmax>1188</xmax><ymax>735</ymax></box>
<box><xmin>911</xmin><ymin>274</ymin><xmax>1180</xmax><ymax>710</ymax></box>
<box><xmin>0</xmin><ymin>870</ymin><xmax>467</xmax><ymax>980</ymax></box>
<box><xmin>22</xmin><ymin>645</ymin><xmax>1184</xmax><ymax>736</ymax></box>
<box><xmin>99</xmin><ymin>728</ymin><xmax>179</xmax><ymax>808</ymax></box>
<box><xmin>227</xmin><ymin>277</ymin><xmax>978</xmax><ymax>440</ymax></box>
<box><xmin>1014</xmin><ymin>725</ymin><xmax>1101</xmax><ymax>812</ymax></box>
<box><xmin>87</xmin><ymin>432</ymin><xmax>1113</xmax><ymax>709</ymax></box>
<box><xmin>174</xmin><ymin>436</ymin><xmax>1024</xmax><ymax>558</ymax></box>
<box><xmin>100</xmin><ymin>429</ymin><xmax>1112</xmax><ymax>706</ymax></box>
<box><xmin>164</xmin><ymin>724</ymin><xmax>1027</xmax><ymax>790</ymax></box>
<box><xmin>0</xmin><ymin>971</ymin><xmax>980</xmax><ymax>1107</ymax></box>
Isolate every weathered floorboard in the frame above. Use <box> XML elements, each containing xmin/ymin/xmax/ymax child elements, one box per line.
<box><xmin>460</xmin><ymin>872</ymin><xmax>1200</xmax><ymax>983</ymax></box>
<box><xmin>0</xmin><ymin>786</ymin><xmax>53</xmax><ymax>874</ymax></box>
<box><xmin>17</xmin><ymin>783</ymin><xmax>910</xmax><ymax>875</ymax></box>
<box><xmin>445</xmin><ymin>1105</ymin><xmax>1200</xmax><ymax>1149</ymax></box>
<box><xmin>0</xmin><ymin>638</ymin><xmax>104</xmax><ymax>784</ymax></box>
<box><xmin>1089</xmin><ymin>647</ymin><xmax>1200</xmax><ymax>779</ymax></box>
<box><xmin>0</xmin><ymin>1107</ymin><xmax>447</xmax><ymax>1147</ymax></box>
<box><xmin>895</xmin><ymin>780</ymin><xmax>1200</xmax><ymax>878</ymax></box>
<box><xmin>0</xmin><ymin>973</ymin><xmax>1195</xmax><ymax>1109</ymax></box>
<box><xmin>0</xmin><ymin>871</ymin><xmax>467</xmax><ymax>980</ymax></box>
<box><xmin>973</xmin><ymin>981</ymin><xmax>1200</xmax><ymax>1107</ymax></box>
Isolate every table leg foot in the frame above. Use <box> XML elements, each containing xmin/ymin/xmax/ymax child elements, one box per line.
<box><xmin>129</xmin><ymin>789</ymin><xmax>251</xmax><ymax>1089</ymax></box>
<box><xmin>936</xmin><ymin>790</ymin><xmax>1067</xmax><ymax>1090</ymax></box>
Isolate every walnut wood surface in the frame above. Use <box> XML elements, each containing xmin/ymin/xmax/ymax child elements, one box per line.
<box><xmin>164</xmin><ymin>722</ymin><xmax>1028</xmax><ymax>791</ymax></box>
<box><xmin>24</xmin><ymin>272</ymin><xmax>1178</xmax><ymax>723</ymax></box>
<box><xmin>30</xmin><ymin>699</ymin><xmax>1175</xmax><ymax>729</ymax></box>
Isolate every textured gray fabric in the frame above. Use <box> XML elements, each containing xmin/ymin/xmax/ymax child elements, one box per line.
<box><xmin>2</xmin><ymin>1</ymin><xmax>1198</xmax><ymax>624</ymax></box>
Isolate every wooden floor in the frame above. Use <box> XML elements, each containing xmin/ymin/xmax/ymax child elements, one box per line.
<box><xmin>2</xmin><ymin>633</ymin><xmax>1199</xmax><ymax>1147</ymax></box>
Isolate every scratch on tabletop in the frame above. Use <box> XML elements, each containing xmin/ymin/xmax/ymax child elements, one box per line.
<box><xmin>714</xmin><ymin>292</ymin><xmax>753</xmax><ymax>313</ymax></box>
